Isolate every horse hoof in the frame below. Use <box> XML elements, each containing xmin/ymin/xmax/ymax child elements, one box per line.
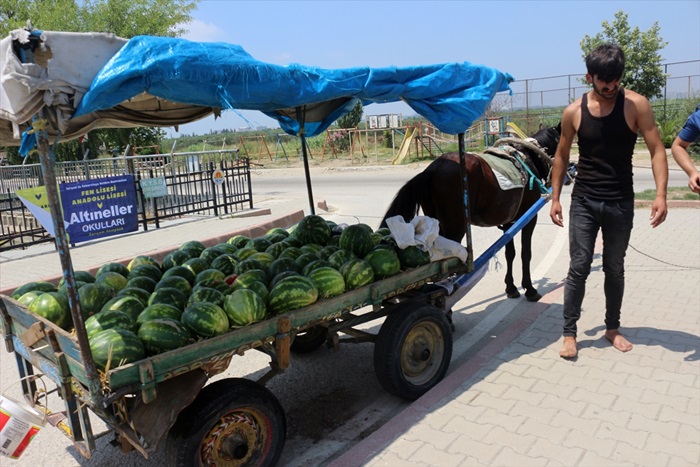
<box><xmin>506</xmin><ymin>290</ymin><xmax>521</xmax><ymax>299</ymax></box>
<box><xmin>526</xmin><ymin>292</ymin><xmax>542</xmax><ymax>302</ymax></box>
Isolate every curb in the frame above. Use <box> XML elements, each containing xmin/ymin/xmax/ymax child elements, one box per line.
<box><xmin>634</xmin><ymin>199</ymin><xmax>700</xmax><ymax>208</ymax></box>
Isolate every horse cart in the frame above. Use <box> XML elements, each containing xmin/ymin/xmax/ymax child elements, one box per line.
<box><xmin>0</xmin><ymin>29</ymin><xmax>519</xmax><ymax>464</ymax></box>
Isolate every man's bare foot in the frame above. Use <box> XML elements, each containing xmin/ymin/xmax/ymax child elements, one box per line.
<box><xmin>605</xmin><ymin>329</ymin><xmax>633</xmax><ymax>352</ymax></box>
<box><xmin>559</xmin><ymin>336</ymin><xmax>578</xmax><ymax>358</ymax></box>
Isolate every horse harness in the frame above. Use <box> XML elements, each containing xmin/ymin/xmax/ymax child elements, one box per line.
<box><xmin>478</xmin><ymin>142</ymin><xmax>550</xmax><ymax>195</ymax></box>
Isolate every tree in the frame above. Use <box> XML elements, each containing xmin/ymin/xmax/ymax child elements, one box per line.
<box><xmin>580</xmin><ymin>10</ymin><xmax>667</xmax><ymax>99</ymax></box>
<box><xmin>337</xmin><ymin>101</ymin><xmax>364</xmax><ymax>129</ymax></box>
<box><xmin>0</xmin><ymin>0</ymin><xmax>199</xmax><ymax>160</ymax></box>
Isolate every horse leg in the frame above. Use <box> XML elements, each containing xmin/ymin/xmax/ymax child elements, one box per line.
<box><xmin>503</xmin><ymin>232</ymin><xmax>520</xmax><ymax>298</ymax></box>
<box><xmin>520</xmin><ymin>216</ymin><xmax>541</xmax><ymax>302</ymax></box>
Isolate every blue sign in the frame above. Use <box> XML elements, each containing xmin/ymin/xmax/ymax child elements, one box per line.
<box><xmin>60</xmin><ymin>175</ymin><xmax>138</xmax><ymax>243</ymax></box>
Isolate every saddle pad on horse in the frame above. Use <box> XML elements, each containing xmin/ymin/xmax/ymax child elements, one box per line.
<box><xmin>478</xmin><ymin>148</ymin><xmax>527</xmax><ymax>191</ymax></box>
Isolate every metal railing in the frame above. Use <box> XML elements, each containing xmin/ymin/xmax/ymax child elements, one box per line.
<box><xmin>0</xmin><ymin>150</ymin><xmax>252</xmax><ymax>251</ymax></box>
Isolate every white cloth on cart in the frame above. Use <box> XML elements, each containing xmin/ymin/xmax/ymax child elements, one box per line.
<box><xmin>384</xmin><ymin>215</ymin><xmax>468</xmax><ymax>263</ymax></box>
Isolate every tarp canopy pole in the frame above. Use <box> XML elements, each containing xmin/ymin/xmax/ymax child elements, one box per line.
<box><xmin>17</xmin><ymin>33</ymin><xmax>103</xmax><ymax>397</ymax></box>
<box><xmin>296</xmin><ymin>106</ymin><xmax>315</xmax><ymax>216</ymax></box>
<box><xmin>458</xmin><ymin>132</ymin><xmax>473</xmax><ymax>270</ymax></box>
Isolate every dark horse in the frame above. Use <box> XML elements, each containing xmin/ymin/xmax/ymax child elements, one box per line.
<box><xmin>381</xmin><ymin>124</ymin><xmax>561</xmax><ymax>302</ymax></box>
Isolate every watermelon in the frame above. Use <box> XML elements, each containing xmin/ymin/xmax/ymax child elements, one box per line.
<box><xmin>232</xmin><ymin>269</ymin><xmax>269</xmax><ymax>289</ymax></box>
<box><xmin>138</xmin><ymin>318</ymin><xmax>191</xmax><ymax>355</ymax></box>
<box><xmin>328</xmin><ymin>249</ymin><xmax>358</xmax><ymax>270</ymax></box>
<box><xmin>156</xmin><ymin>276</ymin><xmax>192</xmax><ymax>296</ymax></box>
<box><xmin>307</xmin><ymin>266</ymin><xmax>346</xmax><ymax>299</ymax></box>
<box><xmin>210</xmin><ymin>254</ymin><xmax>238</xmax><ymax>275</ymax></box>
<box><xmin>233</xmin><ymin>247</ymin><xmax>259</xmax><ymax>262</ymax></box>
<box><xmin>183</xmin><ymin>257</ymin><xmax>210</xmax><ymax>277</ymax></box>
<box><xmin>268</xmin><ymin>275</ymin><xmax>319</xmax><ymax>314</ymax></box>
<box><xmin>96</xmin><ymin>262</ymin><xmax>129</xmax><ymax>278</ymax></box>
<box><xmin>364</xmin><ymin>249</ymin><xmax>401</xmax><ymax>279</ymax></box>
<box><xmin>320</xmin><ymin>245</ymin><xmax>340</xmax><ymax>260</ymax></box>
<box><xmin>339</xmin><ymin>224</ymin><xmax>374</xmax><ymax>258</ymax></box>
<box><xmin>235</xmin><ymin>258</ymin><xmax>267</xmax><ymax>276</ymax></box>
<box><xmin>246</xmin><ymin>281</ymin><xmax>269</xmax><ymax>304</ymax></box>
<box><xmin>215</xmin><ymin>243</ymin><xmax>239</xmax><ymax>255</ymax></box>
<box><xmin>161</xmin><ymin>249</ymin><xmax>191</xmax><ymax>270</ymax></box>
<box><xmin>137</xmin><ymin>303</ymin><xmax>183</xmax><ymax>327</ymax></box>
<box><xmin>341</xmin><ymin>259</ymin><xmax>375</xmax><ymax>290</ymax></box>
<box><xmin>249</xmin><ymin>237</ymin><xmax>273</xmax><ymax>252</ymax></box>
<box><xmin>300</xmin><ymin>243</ymin><xmax>324</xmax><ymax>256</ymax></box>
<box><xmin>278</xmin><ymin>246</ymin><xmax>303</xmax><ymax>261</ymax></box>
<box><xmin>11</xmin><ymin>281</ymin><xmax>57</xmax><ymax>300</ymax></box>
<box><xmin>58</xmin><ymin>271</ymin><xmax>96</xmax><ymax>286</ymax></box>
<box><xmin>280</xmin><ymin>236</ymin><xmax>302</xmax><ymax>248</ymax></box>
<box><xmin>200</xmin><ymin>246</ymin><xmax>226</xmax><ymax>264</ymax></box>
<box><xmin>101</xmin><ymin>296</ymin><xmax>146</xmax><ymax>321</ymax></box>
<box><xmin>295</xmin><ymin>253</ymin><xmax>320</xmax><ymax>271</ymax></box>
<box><xmin>148</xmin><ymin>287</ymin><xmax>188</xmax><ymax>310</ymax></box>
<box><xmin>28</xmin><ymin>292</ymin><xmax>70</xmax><ymax>329</ymax></box>
<box><xmin>265</xmin><ymin>232</ymin><xmax>288</xmax><ymax>245</ymax></box>
<box><xmin>266</xmin><ymin>227</ymin><xmax>289</xmax><ymax>239</ymax></box>
<box><xmin>268</xmin><ymin>257</ymin><xmax>300</xmax><ymax>278</ymax></box>
<box><xmin>269</xmin><ymin>271</ymin><xmax>300</xmax><ymax>288</ymax></box>
<box><xmin>265</xmin><ymin>242</ymin><xmax>288</xmax><ymax>259</ymax></box>
<box><xmin>188</xmin><ymin>287</ymin><xmax>225</xmax><ymax>307</ymax></box>
<box><xmin>95</xmin><ymin>271</ymin><xmax>128</xmax><ymax>293</ymax></box>
<box><xmin>227</xmin><ymin>235</ymin><xmax>251</xmax><ymax>248</ymax></box>
<box><xmin>195</xmin><ymin>268</ymin><xmax>226</xmax><ymax>284</ymax></box>
<box><xmin>195</xmin><ymin>278</ymin><xmax>231</xmax><ymax>295</ymax></box>
<box><xmin>302</xmin><ymin>259</ymin><xmax>333</xmax><ymax>276</ymax></box>
<box><xmin>182</xmin><ymin>302</ymin><xmax>230</xmax><ymax>338</ymax></box>
<box><xmin>116</xmin><ymin>287</ymin><xmax>152</xmax><ymax>306</ymax></box>
<box><xmin>17</xmin><ymin>291</ymin><xmax>41</xmax><ymax>307</ymax></box>
<box><xmin>78</xmin><ymin>283</ymin><xmax>115</xmax><ymax>318</ymax></box>
<box><xmin>293</xmin><ymin>215</ymin><xmax>331</xmax><ymax>245</ymax></box>
<box><xmin>161</xmin><ymin>265</ymin><xmax>196</xmax><ymax>285</ymax></box>
<box><xmin>85</xmin><ymin>309</ymin><xmax>136</xmax><ymax>339</ymax></box>
<box><xmin>375</xmin><ymin>227</ymin><xmax>391</xmax><ymax>236</ymax></box>
<box><xmin>326</xmin><ymin>235</ymin><xmax>340</xmax><ymax>247</ymax></box>
<box><xmin>370</xmin><ymin>232</ymin><xmax>383</xmax><ymax>246</ymax></box>
<box><xmin>128</xmin><ymin>255</ymin><xmax>159</xmax><ymax>271</ymax></box>
<box><xmin>326</xmin><ymin>220</ymin><xmax>338</xmax><ymax>230</ymax></box>
<box><xmin>89</xmin><ymin>328</ymin><xmax>145</xmax><ymax>371</ymax></box>
<box><xmin>223</xmin><ymin>289</ymin><xmax>267</xmax><ymax>326</ymax></box>
<box><xmin>397</xmin><ymin>245</ymin><xmax>431</xmax><ymax>269</ymax></box>
<box><xmin>57</xmin><ymin>280</ymin><xmax>87</xmax><ymax>295</ymax></box>
<box><xmin>129</xmin><ymin>263</ymin><xmax>163</xmax><ymax>283</ymax></box>
<box><xmin>180</xmin><ymin>240</ymin><xmax>207</xmax><ymax>257</ymax></box>
<box><xmin>126</xmin><ymin>275</ymin><xmax>158</xmax><ymax>293</ymax></box>
<box><xmin>249</xmin><ymin>252</ymin><xmax>275</xmax><ymax>269</ymax></box>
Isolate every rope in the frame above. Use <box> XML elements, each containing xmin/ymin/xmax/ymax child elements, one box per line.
<box><xmin>628</xmin><ymin>243</ymin><xmax>700</xmax><ymax>270</ymax></box>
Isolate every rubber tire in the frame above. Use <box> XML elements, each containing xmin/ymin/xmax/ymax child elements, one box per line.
<box><xmin>373</xmin><ymin>304</ymin><xmax>452</xmax><ymax>401</ymax></box>
<box><xmin>290</xmin><ymin>325</ymin><xmax>329</xmax><ymax>354</ymax></box>
<box><xmin>165</xmin><ymin>378</ymin><xmax>286</xmax><ymax>467</ymax></box>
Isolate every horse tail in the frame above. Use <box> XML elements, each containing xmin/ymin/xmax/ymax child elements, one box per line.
<box><xmin>380</xmin><ymin>172</ymin><xmax>427</xmax><ymax>228</ymax></box>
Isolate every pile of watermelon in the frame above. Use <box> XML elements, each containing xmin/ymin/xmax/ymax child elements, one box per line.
<box><xmin>10</xmin><ymin>215</ymin><xmax>431</xmax><ymax>371</ymax></box>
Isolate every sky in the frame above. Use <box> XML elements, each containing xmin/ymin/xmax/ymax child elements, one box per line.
<box><xmin>167</xmin><ymin>0</ymin><xmax>700</xmax><ymax>137</ymax></box>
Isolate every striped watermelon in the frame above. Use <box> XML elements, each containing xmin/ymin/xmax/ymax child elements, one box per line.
<box><xmin>96</xmin><ymin>262</ymin><xmax>129</xmax><ymax>278</ymax></box>
<box><xmin>28</xmin><ymin>292</ymin><xmax>71</xmax><ymax>329</ymax></box>
<box><xmin>183</xmin><ymin>257</ymin><xmax>210</xmax><ymax>277</ymax></box>
<box><xmin>161</xmin><ymin>266</ymin><xmax>196</xmax><ymax>286</ymax></box>
<box><xmin>147</xmin><ymin>287</ymin><xmax>188</xmax><ymax>310</ymax></box>
<box><xmin>364</xmin><ymin>248</ymin><xmax>401</xmax><ymax>279</ymax></box>
<box><xmin>101</xmin><ymin>296</ymin><xmax>145</xmax><ymax>321</ymax></box>
<box><xmin>95</xmin><ymin>271</ymin><xmax>128</xmax><ymax>294</ymax></box>
<box><xmin>188</xmin><ymin>287</ymin><xmax>225</xmax><ymax>307</ymax></box>
<box><xmin>85</xmin><ymin>309</ymin><xmax>136</xmax><ymax>339</ymax></box>
<box><xmin>341</xmin><ymin>259</ymin><xmax>375</xmax><ymax>290</ymax></box>
<box><xmin>246</xmin><ymin>281</ymin><xmax>269</xmax><ymax>304</ymax></box>
<box><xmin>137</xmin><ymin>303</ymin><xmax>183</xmax><ymax>327</ymax></box>
<box><xmin>339</xmin><ymin>224</ymin><xmax>374</xmax><ymax>258</ymax></box>
<box><xmin>17</xmin><ymin>292</ymin><xmax>40</xmax><ymax>307</ymax></box>
<box><xmin>126</xmin><ymin>275</ymin><xmax>158</xmax><ymax>293</ymax></box>
<box><xmin>227</xmin><ymin>235</ymin><xmax>251</xmax><ymax>248</ymax></box>
<box><xmin>268</xmin><ymin>275</ymin><xmax>319</xmax><ymax>314</ymax></box>
<box><xmin>233</xmin><ymin>247</ymin><xmax>258</xmax><ymax>261</ymax></box>
<box><xmin>293</xmin><ymin>215</ymin><xmax>331</xmax><ymax>245</ymax></box>
<box><xmin>265</xmin><ymin>242</ymin><xmax>288</xmax><ymax>259</ymax></box>
<box><xmin>199</xmin><ymin>246</ymin><xmax>227</xmax><ymax>264</ymax></box>
<box><xmin>397</xmin><ymin>245</ymin><xmax>431</xmax><ymax>269</ymax></box>
<box><xmin>58</xmin><ymin>270</ymin><xmax>96</xmax><ymax>286</ymax></box>
<box><xmin>307</xmin><ymin>266</ymin><xmax>346</xmax><ymax>299</ymax></box>
<box><xmin>89</xmin><ymin>328</ymin><xmax>145</xmax><ymax>371</ymax></box>
<box><xmin>138</xmin><ymin>318</ymin><xmax>191</xmax><ymax>355</ymax></box>
<box><xmin>182</xmin><ymin>302</ymin><xmax>230</xmax><ymax>338</ymax></box>
<box><xmin>78</xmin><ymin>283</ymin><xmax>115</xmax><ymax>318</ymax></box>
<box><xmin>320</xmin><ymin>245</ymin><xmax>340</xmax><ymax>260</ymax></box>
<box><xmin>161</xmin><ymin>249</ymin><xmax>191</xmax><ymax>270</ymax></box>
<box><xmin>266</xmin><ymin>227</ymin><xmax>290</xmax><ymax>239</ymax></box>
<box><xmin>155</xmin><ymin>276</ymin><xmax>192</xmax><ymax>296</ymax></box>
<box><xmin>232</xmin><ymin>269</ymin><xmax>270</xmax><ymax>289</ymax></box>
<box><xmin>278</xmin><ymin>246</ymin><xmax>303</xmax><ymax>261</ymax></box>
<box><xmin>248</xmin><ymin>252</ymin><xmax>275</xmax><ymax>269</ymax></box>
<box><xmin>210</xmin><ymin>254</ymin><xmax>238</xmax><ymax>276</ymax></box>
<box><xmin>129</xmin><ymin>263</ymin><xmax>163</xmax><ymax>283</ymax></box>
<box><xmin>127</xmin><ymin>255</ymin><xmax>160</xmax><ymax>271</ymax></box>
<box><xmin>12</xmin><ymin>281</ymin><xmax>57</xmax><ymax>300</ymax></box>
<box><xmin>294</xmin><ymin>252</ymin><xmax>321</xmax><ymax>271</ymax></box>
<box><xmin>302</xmin><ymin>259</ymin><xmax>333</xmax><ymax>276</ymax></box>
<box><xmin>215</xmin><ymin>242</ymin><xmax>239</xmax><ymax>255</ymax></box>
<box><xmin>116</xmin><ymin>287</ymin><xmax>151</xmax><ymax>306</ymax></box>
<box><xmin>270</xmin><ymin>271</ymin><xmax>300</xmax><ymax>288</ymax></box>
<box><xmin>223</xmin><ymin>289</ymin><xmax>267</xmax><ymax>326</ymax></box>
<box><xmin>195</xmin><ymin>269</ymin><xmax>226</xmax><ymax>285</ymax></box>
<box><xmin>249</xmin><ymin>237</ymin><xmax>273</xmax><ymax>252</ymax></box>
<box><xmin>328</xmin><ymin>249</ymin><xmax>358</xmax><ymax>270</ymax></box>
<box><xmin>180</xmin><ymin>240</ymin><xmax>206</xmax><ymax>255</ymax></box>
<box><xmin>268</xmin><ymin>257</ymin><xmax>300</xmax><ymax>278</ymax></box>
<box><xmin>235</xmin><ymin>258</ymin><xmax>267</xmax><ymax>276</ymax></box>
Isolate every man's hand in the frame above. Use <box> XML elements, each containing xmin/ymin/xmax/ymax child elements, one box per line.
<box><xmin>550</xmin><ymin>200</ymin><xmax>564</xmax><ymax>227</ymax></box>
<box><xmin>649</xmin><ymin>197</ymin><xmax>668</xmax><ymax>228</ymax></box>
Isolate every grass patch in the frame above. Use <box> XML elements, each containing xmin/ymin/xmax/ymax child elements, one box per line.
<box><xmin>635</xmin><ymin>186</ymin><xmax>700</xmax><ymax>201</ymax></box>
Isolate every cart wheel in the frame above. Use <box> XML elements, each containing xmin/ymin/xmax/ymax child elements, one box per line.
<box><xmin>165</xmin><ymin>378</ymin><xmax>286</xmax><ymax>467</ymax></box>
<box><xmin>290</xmin><ymin>325</ymin><xmax>329</xmax><ymax>354</ymax></box>
<box><xmin>373</xmin><ymin>304</ymin><xmax>452</xmax><ymax>401</ymax></box>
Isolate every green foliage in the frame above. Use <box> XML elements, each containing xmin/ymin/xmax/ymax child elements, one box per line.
<box><xmin>580</xmin><ymin>10</ymin><xmax>667</xmax><ymax>99</ymax></box>
<box><xmin>654</xmin><ymin>97</ymin><xmax>699</xmax><ymax>148</ymax></box>
<box><xmin>337</xmin><ymin>102</ymin><xmax>364</xmax><ymax>129</ymax></box>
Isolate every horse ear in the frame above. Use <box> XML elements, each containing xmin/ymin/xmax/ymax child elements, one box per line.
<box><xmin>555</xmin><ymin>121</ymin><xmax>562</xmax><ymax>134</ymax></box>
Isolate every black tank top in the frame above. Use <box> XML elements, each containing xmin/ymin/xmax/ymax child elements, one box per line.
<box><xmin>572</xmin><ymin>89</ymin><xmax>637</xmax><ymax>200</ymax></box>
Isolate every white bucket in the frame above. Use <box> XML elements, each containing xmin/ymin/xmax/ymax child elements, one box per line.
<box><xmin>0</xmin><ymin>377</ymin><xmax>46</xmax><ymax>460</ymax></box>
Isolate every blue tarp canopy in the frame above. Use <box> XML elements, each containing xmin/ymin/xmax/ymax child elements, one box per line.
<box><xmin>75</xmin><ymin>35</ymin><xmax>512</xmax><ymax>137</ymax></box>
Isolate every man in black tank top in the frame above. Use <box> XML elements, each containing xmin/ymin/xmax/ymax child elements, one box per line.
<box><xmin>549</xmin><ymin>43</ymin><xmax>668</xmax><ymax>359</ymax></box>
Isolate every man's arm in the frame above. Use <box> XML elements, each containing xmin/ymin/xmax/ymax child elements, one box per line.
<box><xmin>671</xmin><ymin>136</ymin><xmax>700</xmax><ymax>194</ymax></box>
<box><xmin>549</xmin><ymin>103</ymin><xmax>577</xmax><ymax>227</ymax></box>
<box><xmin>635</xmin><ymin>95</ymin><xmax>668</xmax><ymax>227</ymax></box>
